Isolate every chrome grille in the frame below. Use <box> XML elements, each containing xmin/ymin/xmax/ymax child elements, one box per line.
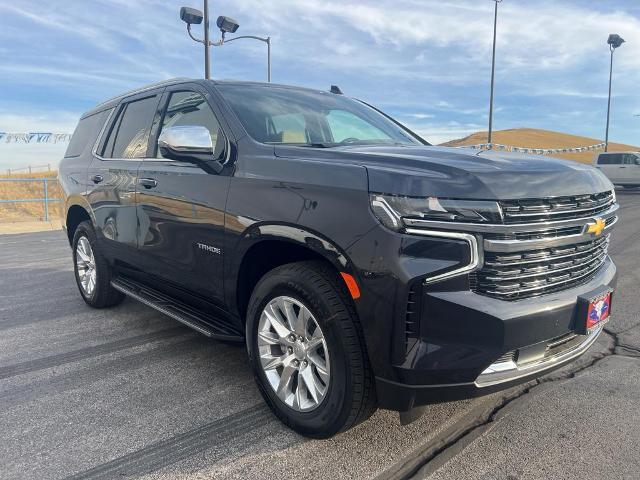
<box><xmin>499</xmin><ymin>191</ymin><xmax>614</xmax><ymax>224</ymax></box>
<box><xmin>475</xmin><ymin>234</ymin><xmax>610</xmax><ymax>300</ymax></box>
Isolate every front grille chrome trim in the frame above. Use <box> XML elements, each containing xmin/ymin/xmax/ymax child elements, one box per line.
<box><xmin>403</xmin><ymin>203</ymin><xmax>619</xmax><ymax>234</ymax></box>
<box><xmin>479</xmin><ymin>254</ymin><xmax>608</xmax><ymax>298</ymax></box>
<box><xmin>475</xmin><ymin>324</ymin><xmax>604</xmax><ymax>387</ymax></box>
<box><xmin>484</xmin><ymin>216</ymin><xmax>617</xmax><ymax>252</ymax></box>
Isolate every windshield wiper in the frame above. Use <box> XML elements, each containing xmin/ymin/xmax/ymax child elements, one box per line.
<box><xmin>296</xmin><ymin>142</ymin><xmax>335</xmax><ymax>148</ymax></box>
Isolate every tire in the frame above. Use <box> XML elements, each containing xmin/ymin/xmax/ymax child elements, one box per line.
<box><xmin>246</xmin><ymin>261</ymin><xmax>376</xmax><ymax>438</ymax></box>
<box><xmin>72</xmin><ymin>220</ymin><xmax>124</xmax><ymax>308</ymax></box>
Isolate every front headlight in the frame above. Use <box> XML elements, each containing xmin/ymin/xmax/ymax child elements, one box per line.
<box><xmin>370</xmin><ymin>194</ymin><xmax>502</xmax><ymax>231</ymax></box>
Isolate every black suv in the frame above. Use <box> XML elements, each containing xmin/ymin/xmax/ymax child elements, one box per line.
<box><xmin>60</xmin><ymin>78</ymin><xmax>618</xmax><ymax>438</ymax></box>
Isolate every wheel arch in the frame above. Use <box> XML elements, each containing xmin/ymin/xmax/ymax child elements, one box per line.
<box><xmin>230</xmin><ymin>223</ymin><xmax>359</xmax><ymax>322</ymax></box>
<box><xmin>65</xmin><ymin>203</ymin><xmax>92</xmax><ymax>245</ymax></box>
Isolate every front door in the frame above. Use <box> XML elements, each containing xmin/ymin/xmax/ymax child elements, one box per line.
<box><xmin>135</xmin><ymin>86</ymin><xmax>232</xmax><ymax>306</ymax></box>
<box><xmin>87</xmin><ymin>92</ymin><xmax>162</xmax><ymax>267</ymax></box>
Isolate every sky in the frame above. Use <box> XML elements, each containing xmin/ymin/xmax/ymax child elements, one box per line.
<box><xmin>0</xmin><ymin>0</ymin><xmax>639</xmax><ymax>169</ymax></box>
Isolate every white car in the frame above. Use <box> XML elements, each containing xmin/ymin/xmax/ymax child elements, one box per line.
<box><xmin>594</xmin><ymin>151</ymin><xmax>640</xmax><ymax>188</ymax></box>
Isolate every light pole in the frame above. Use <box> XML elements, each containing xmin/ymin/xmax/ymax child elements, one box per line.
<box><xmin>604</xmin><ymin>34</ymin><xmax>625</xmax><ymax>152</ymax></box>
<box><xmin>219</xmin><ymin>34</ymin><xmax>271</xmax><ymax>83</ymax></box>
<box><xmin>180</xmin><ymin>2</ymin><xmax>271</xmax><ymax>82</ymax></box>
<box><xmin>487</xmin><ymin>0</ymin><xmax>502</xmax><ymax>147</ymax></box>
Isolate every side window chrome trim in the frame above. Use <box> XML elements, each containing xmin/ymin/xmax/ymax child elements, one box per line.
<box><xmin>404</xmin><ymin>229</ymin><xmax>480</xmax><ymax>285</ymax></box>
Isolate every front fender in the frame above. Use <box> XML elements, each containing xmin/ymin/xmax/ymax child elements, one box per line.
<box><xmin>224</xmin><ymin>221</ymin><xmax>362</xmax><ymax>315</ymax></box>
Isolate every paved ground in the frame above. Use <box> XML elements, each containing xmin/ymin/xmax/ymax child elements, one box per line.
<box><xmin>0</xmin><ymin>220</ymin><xmax>62</xmax><ymax>235</ymax></box>
<box><xmin>0</xmin><ymin>190</ymin><xmax>638</xmax><ymax>480</ymax></box>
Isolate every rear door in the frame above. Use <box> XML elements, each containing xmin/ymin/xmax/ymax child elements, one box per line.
<box><xmin>87</xmin><ymin>91</ymin><xmax>162</xmax><ymax>266</ymax></box>
<box><xmin>135</xmin><ymin>84</ymin><xmax>232</xmax><ymax>306</ymax></box>
<box><xmin>622</xmin><ymin>153</ymin><xmax>640</xmax><ymax>185</ymax></box>
<box><xmin>595</xmin><ymin>153</ymin><xmax>623</xmax><ymax>184</ymax></box>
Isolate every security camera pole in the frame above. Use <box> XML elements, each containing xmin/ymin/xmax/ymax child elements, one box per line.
<box><xmin>604</xmin><ymin>33</ymin><xmax>625</xmax><ymax>152</ymax></box>
<box><xmin>180</xmin><ymin>1</ymin><xmax>271</xmax><ymax>82</ymax></box>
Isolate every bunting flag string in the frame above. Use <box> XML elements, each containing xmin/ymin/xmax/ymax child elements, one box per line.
<box><xmin>459</xmin><ymin>142</ymin><xmax>606</xmax><ymax>155</ymax></box>
<box><xmin>0</xmin><ymin>132</ymin><xmax>72</xmax><ymax>144</ymax></box>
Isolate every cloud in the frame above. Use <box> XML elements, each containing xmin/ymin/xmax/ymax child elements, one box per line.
<box><xmin>0</xmin><ymin>0</ymin><xmax>639</xmax><ymax>168</ymax></box>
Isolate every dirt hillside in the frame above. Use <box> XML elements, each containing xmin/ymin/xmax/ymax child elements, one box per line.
<box><xmin>441</xmin><ymin>128</ymin><xmax>639</xmax><ymax>164</ymax></box>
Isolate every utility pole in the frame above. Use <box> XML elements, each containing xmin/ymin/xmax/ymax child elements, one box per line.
<box><xmin>203</xmin><ymin>0</ymin><xmax>210</xmax><ymax>79</ymax></box>
<box><xmin>487</xmin><ymin>0</ymin><xmax>501</xmax><ymax>147</ymax></box>
<box><xmin>605</xmin><ymin>34</ymin><xmax>625</xmax><ymax>152</ymax></box>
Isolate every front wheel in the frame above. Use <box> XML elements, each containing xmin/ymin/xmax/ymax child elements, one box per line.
<box><xmin>246</xmin><ymin>261</ymin><xmax>376</xmax><ymax>438</ymax></box>
<box><xmin>72</xmin><ymin>221</ymin><xmax>124</xmax><ymax>308</ymax></box>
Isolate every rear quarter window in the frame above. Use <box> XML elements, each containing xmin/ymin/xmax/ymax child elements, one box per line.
<box><xmin>64</xmin><ymin>109</ymin><xmax>111</xmax><ymax>158</ymax></box>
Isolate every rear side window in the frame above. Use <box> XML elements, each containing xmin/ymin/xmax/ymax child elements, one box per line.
<box><xmin>598</xmin><ymin>153</ymin><xmax>622</xmax><ymax>165</ymax></box>
<box><xmin>64</xmin><ymin>109</ymin><xmax>110</xmax><ymax>158</ymax></box>
<box><xmin>103</xmin><ymin>95</ymin><xmax>159</xmax><ymax>159</ymax></box>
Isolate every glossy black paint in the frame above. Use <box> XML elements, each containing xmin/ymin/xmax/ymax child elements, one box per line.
<box><xmin>59</xmin><ymin>78</ymin><xmax>618</xmax><ymax>412</ymax></box>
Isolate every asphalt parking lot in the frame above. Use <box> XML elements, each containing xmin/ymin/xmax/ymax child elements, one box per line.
<box><xmin>1</xmin><ymin>190</ymin><xmax>639</xmax><ymax>480</ymax></box>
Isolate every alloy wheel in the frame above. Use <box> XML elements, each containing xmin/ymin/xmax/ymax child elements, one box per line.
<box><xmin>257</xmin><ymin>296</ymin><xmax>330</xmax><ymax>412</ymax></box>
<box><xmin>76</xmin><ymin>236</ymin><xmax>97</xmax><ymax>297</ymax></box>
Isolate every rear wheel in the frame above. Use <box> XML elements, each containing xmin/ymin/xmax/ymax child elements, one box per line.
<box><xmin>72</xmin><ymin>221</ymin><xmax>124</xmax><ymax>308</ymax></box>
<box><xmin>246</xmin><ymin>261</ymin><xmax>376</xmax><ymax>438</ymax></box>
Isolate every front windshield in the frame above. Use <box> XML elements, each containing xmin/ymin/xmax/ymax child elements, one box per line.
<box><xmin>216</xmin><ymin>84</ymin><xmax>424</xmax><ymax>147</ymax></box>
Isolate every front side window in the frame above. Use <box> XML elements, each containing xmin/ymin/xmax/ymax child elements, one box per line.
<box><xmin>158</xmin><ymin>91</ymin><xmax>226</xmax><ymax>160</ymax></box>
<box><xmin>103</xmin><ymin>96</ymin><xmax>159</xmax><ymax>159</ymax></box>
<box><xmin>217</xmin><ymin>84</ymin><xmax>423</xmax><ymax>147</ymax></box>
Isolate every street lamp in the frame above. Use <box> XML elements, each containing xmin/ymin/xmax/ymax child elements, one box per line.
<box><xmin>487</xmin><ymin>0</ymin><xmax>502</xmax><ymax>148</ymax></box>
<box><xmin>180</xmin><ymin>1</ymin><xmax>271</xmax><ymax>82</ymax></box>
<box><xmin>604</xmin><ymin>33</ymin><xmax>625</xmax><ymax>152</ymax></box>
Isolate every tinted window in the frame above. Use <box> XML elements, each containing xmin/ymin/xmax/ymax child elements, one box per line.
<box><xmin>217</xmin><ymin>84</ymin><xmax>423</xmax><ymax>147</ymax></box>
<box><xmin>623</xmin><ymin>154</ymin><xmax>640</xmax><ymax>165</ymax></box>
<box><xmin>158</xmin><ymin>91</ymin><xmax>226</xmax><ymax>159</ymax></box>
<box><xmin>64</xmin><ymin>109</ymin><xmax>110</xmax><ymax>158</ymax></box>
<box><xmin>104</xmin><ymin>96</ymin><xmax>158</xmax><ymax>159</ymax></box>
<box><xmin>326</xmin><ymin>110</ymin><xmax>390</xmax><ymax>143</ymax></box>
<box><xmin>269</xmin><ymin>113</ymin><xmax>307</xmax><ymax>143</ymax></box>
<box><xmin>598</xmin><ymin>153</ymin><xmax>622</xmax><ymax>165</ymax></box>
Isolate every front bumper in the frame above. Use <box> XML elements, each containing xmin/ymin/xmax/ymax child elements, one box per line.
<box><xmin>375</xmin><ymin>257</ymin><xmax>617</xmax><ymax>412</ymax></box>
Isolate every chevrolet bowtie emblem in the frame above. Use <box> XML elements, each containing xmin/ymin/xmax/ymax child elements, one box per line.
<box><xmin>586</xmin><ymin>218</ymin><xmax>606</xmax><ymax>237</ymax></box>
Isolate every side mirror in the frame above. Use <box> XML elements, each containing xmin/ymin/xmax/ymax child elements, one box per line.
<box><xmin>158</xmin><ymin>125</ymin><xmax>223</xmax><ymax>173</ymax></box>
<box><xmin>635</xmin><ymin>156</ymin><xmax>640</xmax><ymax>166</ymax></box>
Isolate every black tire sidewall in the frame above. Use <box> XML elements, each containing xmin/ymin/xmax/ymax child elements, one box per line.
<box><xmin>71</xmin><ymin>221</ymin><xmax>123</xmax><ymax>308</ymax></box>
<box><xmin>247</xmin><ymin>267</ymin><xmax>358</xmax><ymax>437</ymax></box>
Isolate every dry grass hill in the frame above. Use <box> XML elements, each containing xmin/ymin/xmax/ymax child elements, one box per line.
<box><xmin>442</xmin><ymin>128</ymin><xmax>639</xmax><ymax>164</ymax></box>
<box><xmin>0</xmin><ymin>171</ymin><xmax>62</xmax><ymax>222</ymax></box>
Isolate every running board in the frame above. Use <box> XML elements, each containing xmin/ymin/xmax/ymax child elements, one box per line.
<box><xmin>111</xmin><ymin>277</ymin><xmax>243</xmax><ymax>342</ymax></box>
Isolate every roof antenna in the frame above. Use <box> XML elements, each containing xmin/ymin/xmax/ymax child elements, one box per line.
<box><xmin>330</xmin><ymin>85</ymin><xmax>343</xmax><ymax>95</ymax></box>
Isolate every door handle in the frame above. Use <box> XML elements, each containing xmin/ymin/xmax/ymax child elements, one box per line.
<box><xmin>139</xmin><ymin>178</ymin><xmax>158</xmax><ymax>189</ymax></box>
<box><xmin>91</xmin><ymin>174</ymin><xmax>103</xmax><ymax>184</ymax></box>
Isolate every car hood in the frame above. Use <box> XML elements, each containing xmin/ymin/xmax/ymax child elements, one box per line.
<box><xmin>274</xmin><ymin>144</ymin><xmax>612</xmax><ymax>200</ymax></box>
